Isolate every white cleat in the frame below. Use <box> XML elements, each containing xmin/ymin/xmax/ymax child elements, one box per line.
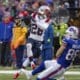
<box><xmin>21</xmin><ymin>69</ymin><xmax>32</xmax><ymax>80</ymax></box>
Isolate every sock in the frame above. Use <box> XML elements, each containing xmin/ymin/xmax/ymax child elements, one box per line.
<box><xmin>22</xmin><ymin>58</ymin><xmax>29</xmax><ymax>67</ymax></box>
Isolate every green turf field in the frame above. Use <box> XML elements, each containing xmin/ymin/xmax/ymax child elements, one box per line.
<box><xmin>0</xmin><ymin>74</ymin><xmax>80</xmax><ymax>80</ymax></box>
<box><xmin>0</xmin><ymin>66</ymin><xmax>80</xmax><ymax>80</ymax></box>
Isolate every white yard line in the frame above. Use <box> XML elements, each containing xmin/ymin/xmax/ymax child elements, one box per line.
<box><xmin>0</xmin><ymin>71</ymin><xmax>80</xmax><ymax>75</ymax></box>
<box><xmin>65</xmin><ymin>71</ymin><xmax>80</xmax><ymax>75</ymax></box>
<box><xmin>0</xmin><ymin>70</ymin><xmax>17</xmax><ymax>74</ymax></box>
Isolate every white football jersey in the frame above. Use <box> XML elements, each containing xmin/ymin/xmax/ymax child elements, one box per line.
<box><xmin>29</xmin><ymin>13</ymin><xmax>51</xmax><ymax>41</ymax></box>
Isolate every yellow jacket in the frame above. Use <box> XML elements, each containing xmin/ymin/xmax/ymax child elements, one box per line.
<box><xmin>11</xmin><ymin>25</ymin><xmax>28</xmax><ymax>49</ymax></box>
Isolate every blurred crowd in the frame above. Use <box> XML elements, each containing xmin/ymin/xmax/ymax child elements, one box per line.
<box><xmin>0</xmin><ymin>0</ymin><xmax>80</xmax><ymax>69</ymax></box>
<box><xmin>0</xmin><ymin>0</ymin><xmax>54</xmax><ymax>68</ymax></box>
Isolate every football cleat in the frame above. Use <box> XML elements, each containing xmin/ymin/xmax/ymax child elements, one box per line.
<box><xmin>13</xmin><ymin>72</ymin><xmax>20</xmax><ymax>79</ymax></box>
<box><xmin>21</xmin><ymin>69</ymin><xmax>32</xmax><ymax>80</ymax></box>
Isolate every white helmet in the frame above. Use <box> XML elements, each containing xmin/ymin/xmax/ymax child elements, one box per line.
<box><xmin>38</xmin><ymin>5</ymin><xmax>51</xmax><ymax>19</ymax></box>
<box><xmin>65</xmin><ymin>26</ymin><xmax>79</xmax><ymax>39</ymax></box>
<box><xmin>38</xmin><ymin>5</ymin><xmax>51</xmax><ymax>14</ymax></box>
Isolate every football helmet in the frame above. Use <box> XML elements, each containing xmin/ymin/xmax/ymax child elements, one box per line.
<box><xmin>65</xmin><ymin>26</ymin><xmax>79</xmax><ymax>39</ymax></box>
<box><xmin>38</xmin><ymin>5</ymin><xmax>51</xmax><ymax>19</ymax></box>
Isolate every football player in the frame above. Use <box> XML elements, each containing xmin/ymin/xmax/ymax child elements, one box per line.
<box><xmin>13</xmin><ymin>5</ymin><xmax>52</xmax><ymax>79</ymax></box>
<box><xmin>21</xmin><ymin>26</ymin><xmax>80</xmax><ymax>80</ymax></box>
<box><xmin>23</xmin><ymin>5</ymin><xmax>52</xmax><ymax>69</ymax></box>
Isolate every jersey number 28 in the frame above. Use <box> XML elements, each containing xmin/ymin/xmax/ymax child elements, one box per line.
<box><xmin>31</xmin><ymin>24</ymin><xmax>43</xmax><ymax>36</ymax></box>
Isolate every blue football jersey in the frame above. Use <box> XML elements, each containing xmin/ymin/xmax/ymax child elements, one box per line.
<box><xmin>57</xmin><ymin>37</ymin><xmax>80</xmax><ymax>68</ymax></box>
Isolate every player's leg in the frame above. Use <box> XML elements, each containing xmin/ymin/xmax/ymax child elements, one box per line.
<box><xmin>36</xmin><ymin>61</ymin><xmax>65</xmax><ymax>80</ymax></box>
<box><xmin>21</xmin><ymin>61</ymin><xmax>46</xmax><ymax>80</ymax></box>
<box><xmin>13</xmin><ymin>45</ymin><xmax>25</xmax><ymax>79</ymax></box>
<box><xmin>26</xmin><ymin>43</ymin><xmax>33</xmax><ymax>58</ymax></box>
<box><xmin>22</xmin><ymin>58</ymin><xmax>30</xmax><ymax>68</ymax></box>
<box><xmin>21</xmin><ymin>38</ymin><xmax>35</xmax><ymax>69</ymax></box>
<box><xmin>15</xmin><ymin>46</ymin><xmax>24</xmax><ymax>69</ymax></box>
<box><xmin>13</xmin><ymin>43</ymin><xmax>34</xmax><ymax>79</ymax></box>
<box><xmin>13</xmin><ymin>39</ymin><xmax>36</xmax><ymax>79</ymax></box>
<box><xmin>22</xmin><ymin>60</ymin><xmax>56</xmax><ymax>79</ymax></box>
<box><xmin>32</xmin><ymin>41</ymin><xmax>42</xmax><ymax>65</ymax></box>
<box><xmin>26</xmin><ymin>40</ymin><xmax>36</xmax><ymax>69</ymax></box>
<box><xmin>32</xmin><ymin>60</ymin><xmax>56</xmax><ymax>75</ymax></box>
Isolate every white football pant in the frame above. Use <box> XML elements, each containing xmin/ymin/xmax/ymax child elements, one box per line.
<box><xmin>37</xmin><ymin>60</ymin><xmax>65</xmax><ymax>79</ymax></box>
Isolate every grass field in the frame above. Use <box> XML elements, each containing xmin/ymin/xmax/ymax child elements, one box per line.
<box><xmin>0</xmin><ymin>74</ymin><xmax>80</xmax><ymax>80</ymax></box>
<box><xmin>0</xmin><ymin>66</ymin><xmax>80</xmax><ymax>80</ymax></box>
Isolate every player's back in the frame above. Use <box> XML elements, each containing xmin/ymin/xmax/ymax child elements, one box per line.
<box><xmin>57</xmin><ymin>37</ymin><xmax>80</xmax><ymax>68</ymax></box>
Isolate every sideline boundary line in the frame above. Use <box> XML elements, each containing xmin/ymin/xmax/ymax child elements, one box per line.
<box><xmin>0</xmin><ymin>71</ymin><xmax>80</xmax><ymax>75</ymax></box>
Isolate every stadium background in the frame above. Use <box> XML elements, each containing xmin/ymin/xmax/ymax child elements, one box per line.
<box><xmin>0</xmin><ymin>0</ymin><xmax>80</xmax><ymax>80</ymax></box>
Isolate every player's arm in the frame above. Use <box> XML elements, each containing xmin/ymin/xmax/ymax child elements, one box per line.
<box><xmin>56</xmin><ymin>42</ymin><xmax>67</xmax><ymax>58</ymax></box>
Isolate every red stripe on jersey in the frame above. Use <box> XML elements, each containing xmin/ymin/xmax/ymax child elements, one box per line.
<box><xmin>45</xmin><ymin>18</ymin><xmax>50</xmax><ymax>23</ymax></box>
<box><xmin>32</xmin><ymin>12</ymin><xmax>37</xmax><ymax>18</ymax></box>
